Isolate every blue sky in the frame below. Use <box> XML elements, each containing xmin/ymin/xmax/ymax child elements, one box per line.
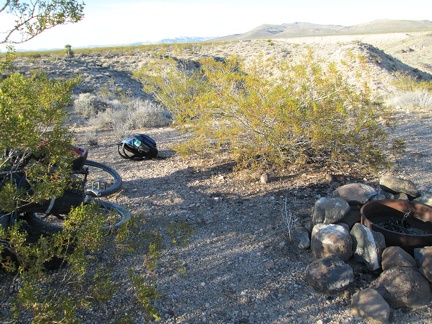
<box><xmin>2</xmin><ymin>0</ymin><xmax>431</xmax><ymax>51</ymax></box>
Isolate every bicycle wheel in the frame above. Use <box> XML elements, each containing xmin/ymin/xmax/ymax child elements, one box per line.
<box><xmin>25</xmin><ymin>200</ymin><xmax>131</xmax><ymax>235</ymax></box>
<box><xmin>81</xmin><ymin>160</ymin><xmax>122</xmax><ymax>197</ymax></box>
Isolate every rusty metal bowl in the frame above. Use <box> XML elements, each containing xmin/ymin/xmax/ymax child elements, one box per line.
<box><xmin>360</xmin><ymin>199</ymin><xmax>432</xmax><ymax>254</ymax></box>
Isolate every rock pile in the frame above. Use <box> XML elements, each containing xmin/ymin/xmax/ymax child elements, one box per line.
<box><xmin>293</xmin><ymin>175</ymin><xmax>432</xmax><ymax>323</ymax></box>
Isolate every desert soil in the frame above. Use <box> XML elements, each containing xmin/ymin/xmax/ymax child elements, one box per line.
<box><xmin>73</xmin><ymin>108</ymin><xmax>432</xmax><ymax>323</ymax></box>
<box><xmin>3</xmin><ymin>32</ymin><xmax>432</xmax><ymax>323</ymax></box>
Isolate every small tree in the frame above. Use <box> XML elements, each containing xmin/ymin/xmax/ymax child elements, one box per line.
<box><xmin>65</xmin><ymin>44</ymin><xmax>73</xmax><ymax>56</ymax></box>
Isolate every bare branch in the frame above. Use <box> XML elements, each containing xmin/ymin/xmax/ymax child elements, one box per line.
<box><xmin>1</xmin><ymin>0</ymin><xmax>85</xmax><ymax>45</ymax></box>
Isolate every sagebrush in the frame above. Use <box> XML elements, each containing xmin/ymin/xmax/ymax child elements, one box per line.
<box><xmin>74</xmin><ymin>93</ymin><xmax>172</xmax><ymax>136</ymax></box>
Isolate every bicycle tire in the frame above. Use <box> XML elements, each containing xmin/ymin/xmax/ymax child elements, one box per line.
<box><xmin>82</xmin><ymin>160</ymin><xmax>122</xmax><ymax>197</ymax></box>
<box><xmin>25</xmin><ymin>200</ymin><xmax>131</xmax><ymax>235</ymax></box>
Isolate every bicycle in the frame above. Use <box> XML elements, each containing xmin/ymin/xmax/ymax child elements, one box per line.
<box><xmin>0</xmin><ymin>145</ymin><xmax>130</xmax><ymax>236</ymax></box>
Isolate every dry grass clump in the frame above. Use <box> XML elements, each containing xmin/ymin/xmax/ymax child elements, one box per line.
<box><xmin>73</xmin><ymin>94</ymin><xmax>172</xmax><ymax>136</ymax></box>
<box><xmin>386</xmin><ymin>89</ymin><xmax>432</xmax><ymax>111</ymax></box>
<box><xmin>385</xmin><ymin>73</ymin><xmax>432</xmax><ymax>111</ymax></box>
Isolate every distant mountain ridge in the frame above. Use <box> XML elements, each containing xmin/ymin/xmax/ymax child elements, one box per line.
<box><xmin>159</xmin><ymin>36</ymin><xmax>213</xmax><ymax>44</ymax></box>
<box><xmin>213</xmin><ymin>19</ymin><xmax>432</xmax><ymax>42</ymax></box>
<box><xmin>16</xmin><ymin>19</ymin><xmax>432</xmax><ymax>51</ymax></box>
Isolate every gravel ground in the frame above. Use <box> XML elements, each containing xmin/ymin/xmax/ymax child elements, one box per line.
<box><xmin>68</xmin><ymin>112</ymin><xmax>432</xmax><ymax>323</ymax></box>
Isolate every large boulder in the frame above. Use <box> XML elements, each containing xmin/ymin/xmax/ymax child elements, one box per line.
<box><xmin>379</xmin><ymin>175</ymin><xmax>421</xmax><ymax>199</ymax></box>
<box><xmin>305</xmin><ymin>256</ymin><xmax>354</xmax><ymax>293</ymax></box>
<box><xmin>312</xmin><ymin>197</ymin><xmax>350</xmax><ymax>225</ymax></box>
<box><xmin>350</xmin><ymin>223</ymin><xmax>386</xmax><ymax>271</ymax></box>
<box><xmin>370</xmin><ymin>266</ymin><xmax>431</xmax><ymax>308</ymax></box>
<box><xmin>351</xmin><ymin>288</ymin><xmax>390</xmax><ymax>323</ymax></box>
<box><xmin>333</xmin><ymin>183</ymin><xmax>377</xmax><ymax>205</ymax></box>
<box><xmin>414</xmin><ymin>246</ymin><xmax>432</xmax><ymax>282</ymax></box>
<box><xmin>311</xmin><ymin>223</ymin><xmax>353</xmax><ymax>261</ymax></box>
<box><xmin>381</xmin><ymin>246</ymin><xmax>417</xmax><ymax>271</ymax></box>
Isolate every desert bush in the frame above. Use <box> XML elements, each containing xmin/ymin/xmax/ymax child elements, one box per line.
<box><xmin>386</xmin><ymin>89</ymin><xmax>432</xmax><ymax>111</ymax></box>
<box><xmin>387</xmin><ymin>73</ymin><xmax>432</xmax><ymax>110</ymax></box>
<box><xmin>1</xmin><ymin>203</ymin><xmax>105</xmax><ymax>321</ymax></box>
<box><xmin>73</xmin><ymin>93</ymin><xmax>108</xmax><ymax>118</ymax></box>
<box><xmin>74</xmin><ymin>94</ymin><xmax>172</xmax><ymax>135</ymax></box>
<box><xmin>135</xmin><ymin>50</ymin><xmax>394</xmax><ymax>172</ymax></box>
<box><xmin>0</xmin><ymin>206</ymin><xmax>173</xmax><ymax>322</ymax></box>
<box><xmin>0</xmin><ymin>53</ymin><xmax>106</xmax><ymax>321</ymax></box>
<box><xmin>0</xmin><ymin>53</ymin><xmax>164</xmax><ymax>322</ymax></box>
<box><xmin>0</xmin><ymin>72</ymin><xmax>81</xmax><ymax>212</ymax></box>
<box><xmin>133</xmin><ymin>56</ymin><xmax>213</xmax><ymax>124</ymax></box>
<box><xmin>0</xmin><ymin>7</ymin><xmax>164</xmax><ymax>321</ymax></box>
<box><xmin>392</xmin><ymin>72</ymin><xmax>432</xmax><ymax>92</ymax></box>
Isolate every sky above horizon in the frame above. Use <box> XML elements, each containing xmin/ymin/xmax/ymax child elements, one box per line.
<box><xmin>1</xmin><ymin>0</ymin><xmax>431</xmax><ymax>51</ymax></box>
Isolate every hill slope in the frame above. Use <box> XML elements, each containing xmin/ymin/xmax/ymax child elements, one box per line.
<box><xmin>215</xmin><ymin>19</ymin><xmax>432</xmax><ymax>41</ymax></box>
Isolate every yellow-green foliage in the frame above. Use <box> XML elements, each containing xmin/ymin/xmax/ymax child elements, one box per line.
<box><xmin>0</xmin><ymin>62</ymin><xmax>81</xmax><ymax>212</ymax></box>
<box><xmin>133</xmin><ymin>56</ymin><xmax>213</xmax><ymax>124</ymax></box>
<box><xmin>129</xmin><ymin>270</ymin><xmax>161</xmax><ymax>322</ymax></box>
<box><xmin>1</xmin><ymin>204</ymin><xmax>182</xmax><ymax>322</ymax></box>
<box><xmin>135</xmin><ymin>49</ymin><xmax>390</xmax><ymax>172</ymax></box>
<box><xmin>0</xmin><ymin>51</ymin><xmax>167</xmax><ymax>322</ymax></box>
<box><xmin>393</xmin><ymin>72</ymin><xmax>432</xmax><ymax>91</ymax></box>
<box><xmin>1</xmin><ymin>204</ymin><xmax>106</xmax><ymax>322</ymax></box>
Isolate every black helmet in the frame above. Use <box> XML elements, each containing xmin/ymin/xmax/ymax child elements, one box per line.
<box><xmin>117</xmin><ymin>134</ymin><xmax>158</xmax><ymax>160</ymax></box>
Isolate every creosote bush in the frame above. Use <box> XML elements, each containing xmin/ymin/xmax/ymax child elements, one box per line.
<box><xmin>1</xmin><ymin>208</ymin><xmax>195</xmax><ymax>322</ymax></box>
<box><xmin>0</xmin><ymin>51</ymin><xmax>171</xmax><ymax>322</ymax></box>
<box><xmin>135</xmin><ymin>49</ymin><xmax>397</xmax><ymax>173</ymax></box>
<box><xmin>133</xmin><ymin>56</ymin><xmax>213</xmax><ymax>124</ymax></box>
<box><xmin>0</xmin><ymin>66</ymin><xmax>81</xmax><ymax>212</ymax></box>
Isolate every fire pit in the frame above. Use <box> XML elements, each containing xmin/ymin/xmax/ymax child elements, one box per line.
<box><xmin>360</xmin><ymin>199</ymin><xmax>432</xmax><ymax>254</ymax></box>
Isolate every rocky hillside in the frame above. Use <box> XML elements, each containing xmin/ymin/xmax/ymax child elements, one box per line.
<box><xmin>11</xmin><ymin>31</ymin><xmax>432</xmax><ymax>103</ymax></box>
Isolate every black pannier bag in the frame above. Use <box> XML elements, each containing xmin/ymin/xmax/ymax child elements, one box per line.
<box><xmin>23</xmin><ymin>180</ymin><xmax>86</xmax><ymax>215</ymax></box>
<box><xmin>117</xmin><ymin>134</ymin><xmax>158</xmax><ymax>160</ymax></box>
<box><xmin>0</xmin><ymin>145</ymin><xmax>88</xmax><ymax>219</ymax></box>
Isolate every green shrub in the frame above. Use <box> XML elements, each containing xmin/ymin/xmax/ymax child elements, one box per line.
<box><xmin>1</xmin><ymin>203</ymin><xmax>106</xmax><ymax>321</ymax></box>
<box><xmin>0</xmin><ymin>70</ymin><xmax>81</xmax><ymax>212</ymax></box>
<box><xmin>392</xmin><ymin>72</ymin><xmax>432</xmax><ymax>92</ymax></box>
<box><xmin>133</xmin><ymin>56</ymin><xmax>213</xmax><ymax>124</ymax></box>
<box><xmin>0</xmin><ymin>206</ymin><xmax>180</xmax><ymax>322</ymax></box>
<box><xmin>0</xmin><ymin>52</ymin><xmax>165</xmax><ymax>322</ymax></box>
<box><xmin>135</xmin><ymin>50</ymin><xmax>395</xmax><ymax>172</ymax></box>
<box><xmin>65</xmin><ymin>44</ymin><xmax>73</xmax><ymax>57</ymax></box>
